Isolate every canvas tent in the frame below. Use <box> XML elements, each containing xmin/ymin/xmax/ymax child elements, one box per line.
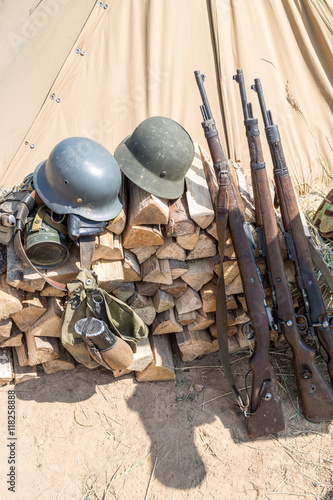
<box><xmin>0</xmin><ymin>0</ymin><xmax>332</xmax><ymax>193</ymax></box>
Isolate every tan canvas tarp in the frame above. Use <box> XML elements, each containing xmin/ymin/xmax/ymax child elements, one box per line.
<box><xmin>0</xmin><ymin>0</ymin><xmax>332</xmax><ymax>192</ymax></box>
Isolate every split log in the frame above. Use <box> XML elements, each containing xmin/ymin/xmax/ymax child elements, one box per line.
<box><xmin>133</xmin><ymin>303</ymin><xmax>156</xmax><ymax>326</ymax></box>
<box><xmin>206</xmin><ymin>221</ymin><xmax>218</xmax><ymax>241</ymax></box>
<box><xmin>40</xmin><ymin>285</ymin><xmax>67</xmax><ymax>297</ymax></box>
<box><xmin>0</xmin><ymin>324</ymin><xmax>22</xmax><ymax>347</ymax></box>
<box><xmin>130</xmin><ymin>245</ymin><xmax>159</xmax><ymax>264</ymax></box>
<box><xmin>235</xmin><ymin>324</ymin><xmax>255</xmax><ymax>350</ymax></box>
<box><xmin>164</xmin><ymin>195</ymin><xmax>196</xmax><ymax>237</ymax></box>
<box><xmin>42</xmin><ymin>343</ymin><xmax>76</xmax><ymax>374</ymax></box>
<box><xmin>123</xmin><ymin>251</ymin><xmax>141</xmax><ymax>282</ymax></box>
<box><xmin>92</xmin><ymin>259</ymin><xmax>124</xmax><ymax>292</ymax></box>
<box><xmin>141</xmin><ymin>256</ymin><xmax>172</xmax><ymax>284</ymax></box>
<box><xmin>226</xmin><ymin>295</ymin><xmax>238</xmax><ymax>310</ymax></box>
<box><xmin>223</xmin><ymin>260</ymin><xmax>240</xmax><ymax>286</ymax></box>
<box><xmin>198</xmin><ymin>144</ymin><xmax>218</xmax><ymax>203</ymax></box>
<box><xmin>127</xmin><ymin>337</ymin><xmax>153</xmax><ymax>372</ymax></box>
<box><xmin>176</xmin><ymin>310</ymin><xmax>197</xmax><ymax>325</ymax></box>
<box><xmin>151</xmin><ymin>308</ymin><xmax>183</xmax><ymax>335</ymax></box>
<box><xmin>0</xmin><ymin>319</ymin><xmax>12</xmax><ymax>338</ymax></box>
<box><xmin>209</xmin><ymin>323</ymin><xmax>238</xmax><ymax>338</ymax></box>
<box><xmin>169</xmin><ymin>259</ymin><xmax>188</xmax><ymax>279</ymax></box>
<box><xmin>105</xmin><ymin>174</ymin><xmax>127</xmax><ymax>234</ymax></box>
<box><xmin>160</xmin><ymin>279</ymin><xmax>188</xmax><ymax>298</ymax></box>
<box><xmin>174</xmin><ymin>286</ymin><xmax>202</xmax><ymax>315</ymax></box>
<box><xmin>232</xmin><ymin>160</ymin><xmax>256</xmax><ymax>223</ymax></box>
<box><xmin>106</xmin><ymin>208</ymin><xmax>126</xmax><ymax>234</ymax></box>
<box><xmin>0</xmin><ymin>348</ymin><xmax>13</xmax><ymax>386</ymax></box>
<box><xmin>26</xmin><ymin>331</ymin><xmax>60</xmax><ymax>366</ymax></box>
<box><xmin>153</xmin><ymin>289</ymin><xmax>174</xmax><ymax>313</ymax></box>
<box><xmin>15</xmin><ymin>336</ymin><xmax>29</xmax><ymax>366</ymax></box>
<box><xmin>30</xmin><ymin>297</ymin><xmax>64</xmax><ymax>338</ymax></box>
<box><xmin>0</xmin><ymin>274</ymin><xmax>23</xmax><ymax>321</ymax></box>
<box><xmin>12</xmin><ymin>348</ymin><xmax>37</xmax><ymax>384</ymax></box>
<box><xmin>111</xmin><ymin>282</ymin><xmax>135</xmax><ymax>302</ymax></box>
<box><xmin>6</xmin><ymin>242</ymin><xmax>34</xmax><ymax>291</ymax></box>
<box><xmin>93</xmin><ymin>231</ymin><xmax>123</xmax><ymax>262</ymax></box>
<box><xmin>123</xmin><ymin>224</ymin><xmax>164</xmax><ymax>249</ymax></box>
<box><xmin>10</xmin><ymin>292</ymin><xmax>47</xmax><ymax>331</ymax></box>
<box><xmin>187</xmin><ymin>310</ymin><xmax>215</xmax><ymax>331</ymax></box>
<box><xmin>185</xmin><ymin>144</ymin><xmax>214</xmax><ymax>229</ymax></box>
<box><xmin>127</xmin><ymin>291</ymin><xmax>152</xmax><ymax>309</ymax></box>
<box><xmin>225</xmin><ymin>274</ymin><xmax>244</xmax><ymax>295</ymax></box>
<box><xmin>127</xmin><ymin>180</ymin><xmax>169</xmax><ymax>225</ymax></box>
<box><xmin>136</xmin><ymin>334</ymin><xmax>175</xmax><ymax>382</ymax></box>
<box><xmin>135</xmin><ymin>281</ymin><xmax>159</xmax><ymax>297</ymax></box>
<box><xmin>209</xmin><ymin>254</ymin><xmax>221</xmax><ymax>276</ymax></box>
<box><xmin>200</xmin><ymin>281</ymin><xmax>217</xmax><ymax>313</ymax></box>
<box><xmin>237</xmin><ymin>293</ymin><xmax>248</xmax><ymax>312</ymax></box>
<box><xmin>176</xmin><ymin>225</ymin><xmax>200</xmax><ymax>250</ymax></box>
<box><xmin>186</xmin><ymin>231</ymin><xmax>216</xmax><ymax>260</ymax></box>
<box><xmin>175</xmin><ymin>328</ymin><xmax>218</xmax><ymax>362</ymax></box>
<box><xmin>155</xmin><ymin>237</ymin><xmax>186</xmax><ymax>261</ymax></box>
<box><xmin>127</xmin><ymin>294</ymin><xmax>156</xmax><ymax>325</ymax></box>
<box><xmin>181</xmin><ymin>259</ymin><xmax>214</xmax><ymax>291</ymax></box>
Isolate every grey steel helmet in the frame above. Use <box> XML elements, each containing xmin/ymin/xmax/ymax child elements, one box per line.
<box><xmin>114</xmin><ymin>116</ymin><xmax>194</xmax><ymax>199</ymax></box>
<box><xmin>33</xmin><ymin>137</ymin><xmax>122</xmax><ymax>222</ymax></box>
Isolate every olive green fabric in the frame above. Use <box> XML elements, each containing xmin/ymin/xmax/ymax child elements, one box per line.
<box><xmin>313</xmin><ymin>190</ymin><xmax>333</xmax><ymax>239</ymax></box>
<box><xmin>61</xmin><ymin>269</ymin><xmax>148</xmax><ymax>369</ymax></box>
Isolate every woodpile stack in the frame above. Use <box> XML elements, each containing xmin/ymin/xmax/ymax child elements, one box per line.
<box><xmin>0</xmin><ymin>144</ymin><xmax>293</xmax><ymax>387</ymax></box>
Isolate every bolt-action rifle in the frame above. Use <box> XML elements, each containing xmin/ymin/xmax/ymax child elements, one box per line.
<box><xmin>234</xmin><ymin>69</ymin><xmax>333</xmax><ymax>421</ymax></box>
<box><xmin>194</xmin><ymin>70</ymin><xmax>285</xmax><ymax>438</ymax></box>
<box><xmin>251</xmin><ymin>78</ymin><xmax>333</xmax><ymax>387</ymax></box>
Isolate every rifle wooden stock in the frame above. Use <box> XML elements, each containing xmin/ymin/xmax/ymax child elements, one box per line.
<box><xmin>253</xmin><ymin>78</ymin><xmax>333</xmax><ymax>387</ymax></box>
<box><xmin>227</xmin><ymin>172</ymin><xmax>285</xmax><ymax>438</ymax></box>
<box><xmin>234</xmin><ymin>69</ymin><xmax>333</xmax><ymax>421</ymax></box>
<box><xmin>195</xmin><ymin>70</ymin><xmax>284</xmax><ymax>438</ymax></box>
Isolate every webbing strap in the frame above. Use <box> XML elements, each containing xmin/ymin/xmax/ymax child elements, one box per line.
<box><xmin>307</xmin><ymin>238</ymin><xmax>333</xmax><ymax>293</ymax></box>
<box><xmin>214</xmin><ymin>182</ymin><xmax>248</xmax><ymax>412</ymax></box>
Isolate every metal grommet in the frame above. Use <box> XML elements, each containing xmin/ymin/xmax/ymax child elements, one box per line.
<box><xmin>30</xmin><ymin>144</ymin><xmax>35</xmax><ymax>149</ymax></box>
<box><xmin>75</xmin><ymin>48</ymin><xmax>81</xmax><ymax>54</ymax></box>
<box><xmin>74</xmin><ymin>287</ymin><xmax>81</xmax><ymax>293</ymax></box>
<box><xmin>264</xmin><ymin>393</ymin><xmax>272</xmax><ymax>402</ymax></box>
<box><xmin>159</xmin><ymin>171</ymin><xmax>166</xmax><ymax>178</ymax></box>
<box><xmin>104</xmin><ymin>3</ymin><xmax>109</xmax><ymax>8</ymax></box>
<box><xmin>98</xmin><ymin>1</ymin><xmax>103</xmax><ymax>6</ymax></box>
<box><xmin>80</xmin><ymin>51</ymin><xmax>86</xmax><ymax>56</ymax></box>
<box><xmin>250</xmin><ymin>277</ymin><xmax>255</xmax><ymax>283</ymax></box>
<box><xmin>56</xmin><ymin>98</ymin><xmax>61</xmax><ymax>103</ymax></box>
<box><xmin>50</xmin><ymin>93</ymin><xmax>55</xmax><ymax>100</ymax></box>
<box><xmin>86</xmin><ymin>279</ymin><xmax>93</xmax><ymax>286</ymax></box>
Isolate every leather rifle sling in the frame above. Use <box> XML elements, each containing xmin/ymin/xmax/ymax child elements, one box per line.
<box><xmin>215</xmin><ymin>173</ymin><xmax>247</xmax><ymax>409</ymax></box>
<box><xmin>79</xmin><ymin>235</ymin><xmax>96</xmax><ymax>271</ymax></box>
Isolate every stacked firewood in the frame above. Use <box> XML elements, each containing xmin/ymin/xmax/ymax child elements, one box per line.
<box><xmin>0</xmin><ymin>144</ymin><xmax>294</xmax><ymax>386</ymax></box>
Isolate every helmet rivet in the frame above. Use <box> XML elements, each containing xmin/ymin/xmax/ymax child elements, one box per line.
<box><xmin>159</xmin><ymin>171</ymin><xmax>167</xmax><ymax>178</ymax></box>
<box><xmin>77</xmin><ymin>198</ymin><xmax>82</xmax><ymax>203</ymax></box>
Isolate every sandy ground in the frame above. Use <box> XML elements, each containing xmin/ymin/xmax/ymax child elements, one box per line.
<box><xmin>0</xmin><ymin>347</ymin><xmax>332</xmax><ymax>500</ymax></box>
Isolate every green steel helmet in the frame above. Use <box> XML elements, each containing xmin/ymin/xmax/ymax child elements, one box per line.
<box><xmin>33</xmin><ymin>137</ymin><xmax>122</xmax><ymax>222</ymax></box>
<box><xmin>114</xmin><ymin>116</ymin><xmax>194</xmax><ymax>199</ymax></box>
